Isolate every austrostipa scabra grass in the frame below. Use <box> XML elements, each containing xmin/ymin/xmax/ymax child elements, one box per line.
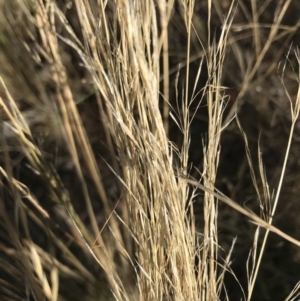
<box><xmin>1</xmin><ymin>0</ymin><xmax>300</xmax><ymax>300</ymax></box>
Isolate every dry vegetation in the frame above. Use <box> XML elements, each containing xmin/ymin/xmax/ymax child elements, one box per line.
<box><xmin>0</xmin><ymin>0</ymin><xmax>300</xmax><ymax>301</ymax></box>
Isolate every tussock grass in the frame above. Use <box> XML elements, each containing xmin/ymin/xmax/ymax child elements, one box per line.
<box><xmin>1</xmin><ymin>1</ymin><xmax>300</xmax><ymax>301</ymax></box>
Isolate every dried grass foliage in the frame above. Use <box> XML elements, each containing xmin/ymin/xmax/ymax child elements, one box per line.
<box><xmin>1</xmin><ymin>1</ymin><xmax>300</xmax><ymax>301</ymax></box>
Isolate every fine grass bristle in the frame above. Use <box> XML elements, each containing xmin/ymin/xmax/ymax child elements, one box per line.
<box><xmin>1</xmin><ymin>1</ymin><xmax>300</xmax><ymax>301</ymax></box>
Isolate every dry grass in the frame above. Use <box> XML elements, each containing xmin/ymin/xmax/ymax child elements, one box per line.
<box><xmin>1</xmin><ymin>1</ymin><xmax>300</xmax><ymax>301</ymax></box>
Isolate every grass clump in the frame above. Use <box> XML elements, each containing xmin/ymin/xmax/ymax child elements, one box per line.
<box><xmin>1</xmin><ymin>1</ymin><xmax>300</xmax><ymax>301</ymax></box>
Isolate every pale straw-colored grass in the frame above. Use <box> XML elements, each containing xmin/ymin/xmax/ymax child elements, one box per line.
<box><xmin>1</xmin><ymin>1</ymin><xmax>300</xmax><ymax>301</ymax></box>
